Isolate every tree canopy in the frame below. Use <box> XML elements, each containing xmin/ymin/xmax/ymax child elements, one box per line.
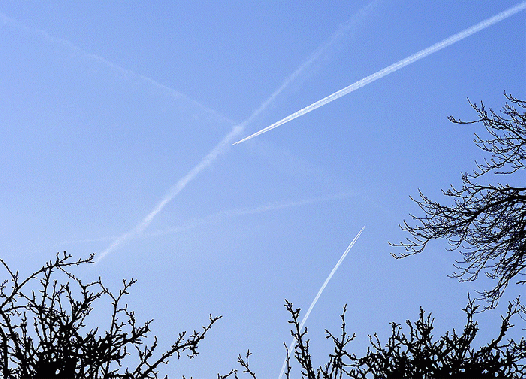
<box><xmin>3</xmin><ymin>253</ymin><xmax>524</xmax><ymax>378</ymax></box>
<box><xmin>392</xmin><ymin>93</ymin><xmax>526</xmax><ymax>308</ymax></box>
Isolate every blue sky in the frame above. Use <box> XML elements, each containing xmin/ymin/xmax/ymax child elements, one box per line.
<box><xmin>1</xmin><ymin>1</ymin><xmax>525</xmax><ymax>377</ymax></box>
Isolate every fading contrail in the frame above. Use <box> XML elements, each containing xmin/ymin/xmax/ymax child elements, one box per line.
<box><xmin>234</xmin><ymin>2</ymin><xmax>526</xmax><ymax>145</ymax></box>
<box><xmin>145</xmin><ymin>191</ymin><xmax>357</xmax><ymax>238</ymax></box>
<box><xmin>278</xmin><ymin>226</ymin><xmax>365</xmax><ymax>379</ymax></box>
<box><xmin>95</xmin><ymin>2</ymin><xmax>378</xmax><ymax>263</ymax></box>
<box><xmin>0</xmin><ymin>11</ymin><xmax>234</xmax><ymax>126</ymax></box>
<box><xmin>62</xmin><ymin>191</ymin><xmax>355</xmax><ymax>245</ymax></box>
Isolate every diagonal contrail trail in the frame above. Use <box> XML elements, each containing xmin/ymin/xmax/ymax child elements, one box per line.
<box><xmin>234</xmin><ymin>2</ymin><xmax>526</xmax><ymax>145</ymax></box>
<box><xmin>95</xmin><ymin>2</ymin><xmax>378</xmax><ymax>263</ymax></box>
<box><xmin>144</xmin><ymin>191</ymin><xmax>357</xmax><ymax>239</ymax></box>
<box><xmin>0</xmin><ymin>11</ymin><xmax>234</xmax><ymax>127</ymax></box>
<box><xmin>278</xmin><ymin>226</ymin><xmax>365</xmax><ymax>379</ymax></box>
<box><xmin>60</xmin><ymin>191</ymin><xmax>357</xmax><ymax>246</ymax></box>
<box><xmin>94</xmin><ymin>125</ymin><xmax>244</xmax><ymax>263</ymax></box>
<box><xmin>61</xmin><ymin>192</ymin><xmax>356</xmax><ymax>245</ymax></box>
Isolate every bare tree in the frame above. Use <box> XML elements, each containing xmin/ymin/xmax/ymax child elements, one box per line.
<box><xmin>0</xmin><ymin>252</ymin><xmax>220</xmax><ymax>378</ymax></box>
<box><xmin>392</xmin><ymin>93</ymin><xmax>526</xmax><ymax>308</ymax></box>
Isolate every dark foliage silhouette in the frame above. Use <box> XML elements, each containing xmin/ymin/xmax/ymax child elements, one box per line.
<box><xmin>347</xmin><ymin>297</ymin><xmax>526</xmax><ymax>378</ymax></box>
<box><xmin>0</xmin><ymin>252</ymin><xmax>220</xmax><ymax>378</ymax></box>
<box><xmin>234</xmin><ymin>298</ymin><xmax>525</xmax><ymax>379</ymax></box>
<box><xmin>391</xmin><ymin>93</ymin><xmax>526</xmax><ymax>308</ymax></box>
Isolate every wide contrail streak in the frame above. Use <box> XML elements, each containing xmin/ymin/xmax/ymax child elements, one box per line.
<box><xmin>94</xmin><ymin>125</ymin><xmax>244</xmax><ymax>263</ymax></box>
<box><xmin>59</xmin><ymin>192</ymin><xmax>357</xmax><ymax>246</ymax></box>
<box><xmin>94</xmin><ymin>3</ymin><xmax>378</xmax><ymax>263</ymax></box>
<box><xmin>234</xmin><ymin>2</ymin><xmax>526</xmax><ymax>145</ymax></box>
<box><xmin>144</xmin><ymin>191</ymin><xmax>357</xmax><ymax>238</ymax></box>
<box><xmin>278</xmin><ymin>226</ymin><xmax>365</xmax><ymax>379</ymax></box>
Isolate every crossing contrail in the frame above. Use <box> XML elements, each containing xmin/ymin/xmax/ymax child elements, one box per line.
<box><xmin>278</xmin><ymin>226</ymin><xmax>365</xmax><ymax>379</ymax></box>
<box><xmin>234</xmin><ymin>2</ymin><xmax>526</xmax><ymax>145</ymax></box>
<box><xmin>60</xmin><ymin>192</ymin><xmax>357</xmax><ymax>246</ymax></box>
<box><xmin>95</xmin><ymin>3</ymin><xmax>378</xmax><ymax>263</ymax></box>
<box><xmin>144</xmin><ymin>191</ymin><xmax>357</xmax><ymax>238</ymax></box>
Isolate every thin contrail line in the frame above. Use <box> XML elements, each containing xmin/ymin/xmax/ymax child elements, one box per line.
<box><xmin>144</xmin><ymin>191</ymin><xmax>357</xmax><ymax>238</ymax></box>
<box><xmin>61</xmin><ymin>191</ymin><xmax>356</xmax><ymax>245</ymax></box>
<box><xmin>234</xmin><ymin>2</ymin><xmax>526</xmax><ymax>145</ymax></box>
<box><xmin>95</xmin><ymin>3</ymin><xmax>377</xmax><ymax>264</ymax></box>
<box><xmin>0</xmin><ymin>11</ymin><xmax>235</xmax><ymax>127</ymax></box>
<box><xmin>278</xmin><ymin>226</ymin><xmax>365</xmax><ymax>379</ymax></box>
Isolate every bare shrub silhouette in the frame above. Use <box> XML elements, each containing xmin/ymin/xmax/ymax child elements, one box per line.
<box><xmin>0</xmin><ymin>252</ymin><xmax>220</xmax><ymax>378</ymax></box>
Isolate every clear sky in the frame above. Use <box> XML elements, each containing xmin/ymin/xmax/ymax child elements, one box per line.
<box><xmin>1</xmin><ymin>1</ymin><xmax>525</xmax><ymax>377</ymax></box>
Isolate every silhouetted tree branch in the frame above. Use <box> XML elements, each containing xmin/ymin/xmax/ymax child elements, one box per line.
<box><xmin>234</xmin><ymin>94</ymin><xmax>526</xmax><ymax>378</ymax></box>
<box><xmin>0</xmin><ymin>252</ymin><xmax>220</xmax><ymax>378</ymax></box>
<box><xmin>237</xmin><ymin>298</ymin><xmax>526</xmax><ymax>378</ymax></box>
<box><xmin>391</xmin><ymin>93</ymin><xmax>526</xmax><ymax>308</ymax></box>
<box><xmin>349</xmin><ymin>296</ymin><xmax>526</xmax><ymax>378</ymax></box>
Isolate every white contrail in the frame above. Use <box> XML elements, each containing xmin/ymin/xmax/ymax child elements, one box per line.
<box><xmin>144</xmin><ymin>191</ymin><xmax>357</xmax><ymax>238</ymax></box>
<box><xmin>95</xmin><ymin>3</ymin><xmax>378</xmax><ymax>263</ymax></box>
<box><xmin>94</xmin><ymin>125</ymin><xmax>244</xmax><ymax>263</ymax></box>
<box><xmin>60</xmin><ymin>191</ymin><xmax>357</xmax><ymax>246</ymax></box>
<box><xmin>0</xmin><ymin>11</ymin><xmax>234</xmax><ymax>126</ymax></box>
<box><xmin>278</xmin><ymin>226</ymin><xmax>365</xmax><ymax>379</ymax></box>
<box><xmin>234</xmin><ymin>2</ymin><xmax>526</xmax><ymax>145</ymax></box>
<box><xmin>0</xmin><ymin>10</ymin><xmax>235</xmax><ymax>264</ymax></box>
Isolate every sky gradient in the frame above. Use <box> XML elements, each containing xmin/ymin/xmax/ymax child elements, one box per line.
<box><xmin>1</xmin><ymin>1</ymin><xmax>525</xmax><ymax>377</ymax></box>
